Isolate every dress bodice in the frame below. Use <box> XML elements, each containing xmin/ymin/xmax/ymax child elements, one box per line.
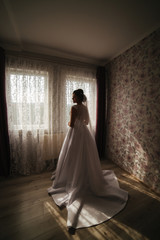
<box><xmin>72</xmin><ymin>104</ymin><xmax>89</xmax><ymax>125</ymax></box>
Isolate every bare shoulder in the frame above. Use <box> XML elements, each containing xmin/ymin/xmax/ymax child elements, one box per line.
<box><xmin>71</xmin><ymin>105</ymin><xmax>77</xmax><ymax>113</ymax></box>
<box><xmin>71</xmin><ymin>105</ymin><xmax>77</xmax><ymax>110</ymax></box>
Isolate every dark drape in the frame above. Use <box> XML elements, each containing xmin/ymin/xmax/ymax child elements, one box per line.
<box><xmin>95</xmin><ymin>66</ymin><xmax>106</xmax><ymax>158</ymax></box>
<box><xmin>0</xmin><ymin>47</ymin><xmax>10</xmax><ymax>176</ymax></box>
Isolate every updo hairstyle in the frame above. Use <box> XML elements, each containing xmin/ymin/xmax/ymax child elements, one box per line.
<box><xmin>73</xmin><ymin>89</ymin><xmax>87</xmax><ymax>102</ymax></box>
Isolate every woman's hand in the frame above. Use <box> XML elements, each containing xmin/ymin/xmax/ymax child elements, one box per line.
<box><xmin>84</xmin><ymin>120</ymin><xmax>88</xmax><ymax>125</ymax></box>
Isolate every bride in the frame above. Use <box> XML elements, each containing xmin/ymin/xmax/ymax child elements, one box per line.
<box><xmin>48</xmin><ymin>89</ymin><xmax>128</xmax><ymax>230</ymax></box>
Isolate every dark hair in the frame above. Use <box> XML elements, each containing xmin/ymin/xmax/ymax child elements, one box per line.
<box><xmin>73</xmin><ymin>89</ymin><xmax>86</xmax><ymax>102</ymax></box>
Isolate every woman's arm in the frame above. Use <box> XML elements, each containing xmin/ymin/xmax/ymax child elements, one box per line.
<box><xmin>84</xmin><ymin>107</ymin><xmax>89</xmax><ymax>125</ymax></box>
<box><xmin>68</xmin><ymin>106</ymin><xmax>77</xmax><ymax>127</ymax></box>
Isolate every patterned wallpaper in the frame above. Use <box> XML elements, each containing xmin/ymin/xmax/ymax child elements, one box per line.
<box><xmin>105</xmin><ymin>28</ymin><xmax>160</xmax><ymax>194</ymax></box>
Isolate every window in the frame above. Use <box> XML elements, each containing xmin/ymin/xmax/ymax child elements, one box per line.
<box><xmin>8</xmin><ymin>70</ymin><xmax>48</xmax><ymax>130</ymax></box>
<box><xmin>65</xmin><ymin>75</ymin><xmax>97</xmax><ymax>129</ymax></box>
<box><xmin>6</xmin><ymin>56</ymin><xmax>97</xmax><ymax>175</ymax></box>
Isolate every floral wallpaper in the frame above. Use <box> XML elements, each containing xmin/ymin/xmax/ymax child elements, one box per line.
<box><xmin>105</xmin><ymin>28</ymin><xmax>160</xmax><ymax>194</ymax></box>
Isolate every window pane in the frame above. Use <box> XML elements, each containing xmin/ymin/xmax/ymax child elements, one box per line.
<box><xmin>9</xmin><ymin>72</ymin><xmax>48</xmax><ymax>130</ymax></box>
<box><xmin>66</xmin><ymin>75</ymin><xmax>97</xmax><ymax>128</ymax></box>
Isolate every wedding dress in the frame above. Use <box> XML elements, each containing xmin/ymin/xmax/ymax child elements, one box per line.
<box><xmin>48</xmin><ymin>104</ymin><xmax>128</xmax><ymax>229</ymax></box>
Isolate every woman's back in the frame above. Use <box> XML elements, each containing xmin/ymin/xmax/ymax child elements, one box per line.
<box><xmin>73</xmin><ymin>104</ymin><xmax>89</xmax><ymax>125</ymax></box>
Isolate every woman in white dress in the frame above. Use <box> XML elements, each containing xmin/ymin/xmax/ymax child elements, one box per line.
<box><xmin>48</xmin><ymin>89</ymin><xmax>128</xmax><ymax>231</ymax></box>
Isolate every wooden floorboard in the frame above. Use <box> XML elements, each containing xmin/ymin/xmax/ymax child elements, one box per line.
<box><xmin>0</xmin><ymin>160</ymin><xmax>160</xmax><ymax>240</ymax></box>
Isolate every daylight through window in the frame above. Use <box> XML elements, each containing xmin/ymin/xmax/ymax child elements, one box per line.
<box><xmin>9</xmin><ymin>71</ymin><xmax>48</xmax><ymax>130</ymax></box>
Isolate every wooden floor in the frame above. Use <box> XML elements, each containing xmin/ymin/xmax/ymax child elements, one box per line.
<box><xmin>0</xmin><ymin>160</ymin><xmax>160</xmax><ymax>240</ymax></box>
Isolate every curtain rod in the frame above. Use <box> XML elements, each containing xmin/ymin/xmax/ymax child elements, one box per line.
<box><xmin>6</xmin><ymin>50</ymin><xmax>98</xmax><ymax>70</ymax></box>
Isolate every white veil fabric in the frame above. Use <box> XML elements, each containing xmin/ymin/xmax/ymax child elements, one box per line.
<box><xmin>48</xmin><ymin>97</ymin><xmax>128</xmax><ymax>229</ymax></box>
<box><xmin>82</xmin><ymin>94</ymin><xmax>95</xmax><ymax>138</ymax></box>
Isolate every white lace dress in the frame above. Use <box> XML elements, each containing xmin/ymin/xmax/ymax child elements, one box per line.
<box><xmin>48</xmin><ymin>104</ymin><xmax>128</xmax><ymax>229</ymax></box>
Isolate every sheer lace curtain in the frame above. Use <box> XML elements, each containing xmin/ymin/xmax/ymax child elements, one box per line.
<box><xmin>6</xmin><ymin>55</ymin><xmax>97</xmax><ymax>175</ymax></box>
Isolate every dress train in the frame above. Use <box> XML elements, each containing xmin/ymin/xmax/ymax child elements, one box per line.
<box><xmin>48</xmin><ymin>104</ymin><xmax>128</xmax><ymax>228</ymax></box>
